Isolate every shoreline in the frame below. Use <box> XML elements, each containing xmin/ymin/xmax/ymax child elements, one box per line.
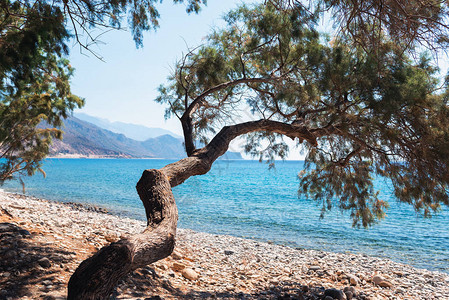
<box><xmin>1</xmin><ymin>191</ymin><xmax>448</xmax><ymax>299</ymax></box>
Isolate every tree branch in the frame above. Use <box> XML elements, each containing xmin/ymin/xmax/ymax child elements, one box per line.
<box><xmin>163</xmin><ymin>119</ymin><xmax>341</xmax><ymax>187</ymax></box>
<box><xmin>182</xmin><ymin>77</ymin><xmax>281</xmax><ymax>119</ymax></box>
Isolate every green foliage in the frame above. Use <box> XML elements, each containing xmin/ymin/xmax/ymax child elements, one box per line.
<box><xmin>158</xmin><ymin>3</ymin><xmax>449</xmax><ymax>227</ymax></box>
<box><xmin>0</xmin><ymin>0</ymin><xmax>83</xmax><ymax>184</ymax></box>
<box><xmin>1</xmin><ymin>0</ymin><xmax>205</xmax><ymax>184</ymax></box>
<box><xmin>270</xmin><ymin>0</ymin><xmax>449</xmax><ymax>54</ymax></box>
<box><xmin>0</xmin><ymin>55</ymin><xmax>83</xmax><ymax>185</ymax></box>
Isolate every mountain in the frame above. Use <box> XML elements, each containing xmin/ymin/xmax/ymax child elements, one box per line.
<box><xmin>74</xmin><ymin>113</ymin><xmax>181</xmax><ymax>141</ymax></box>
<box><xmin>48</xmin><ymin>117</ymin><xmax>243</xmax><ymax>159</ymax></box>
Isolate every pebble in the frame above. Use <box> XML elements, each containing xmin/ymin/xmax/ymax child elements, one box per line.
<box><xmin>181</xmin><ymin>268</ymin><xmax>198</xmax><ymax>280</ymax></box>
<box><xmin>378</xmin><ymin>280</ymin><xmax>393</xmax><ymax>288</ymax></box>
<box><xmin>1</xmin><ymin>190</ymin><xmax>449</xmax><ymax>300</ymax></box>
<box><xmin>348</xmin><ymin>274</ymin><xmax>359</xmax><ymax>286</ymax></box>
<box><xmin>372</xmin><ymin>275</ymin><xmax>384</xmax><ymax>285</ymax></box>
<box><xmin>171</xmin><ymin>262</ymin><xmax>186</xmax><ymax>271</ymax></box>
<box><xmin>38</xmin><ymin>257</ymin><xmax>52</xmax><ymax>268</ymax></box>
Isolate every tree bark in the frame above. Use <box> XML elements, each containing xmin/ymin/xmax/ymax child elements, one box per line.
<box><xmin>67</xmin><ymin>118</ymin><xmax>338</xmax><ymax>299</ymax></box>
<box><xmin>67</xmin><ymin>169</ymin><xmax>177</xmax><ymax>299</ymax></box>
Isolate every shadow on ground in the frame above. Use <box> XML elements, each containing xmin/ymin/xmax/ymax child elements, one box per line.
<box><xmin>0</xmin><ymin>221</ymin><xmax>74</xmax><ymax>300</ymax></box>
<box><xmin>115</xmin><ymin>267</ymin><xmax>354</xmax><ymax>300</ymax></box>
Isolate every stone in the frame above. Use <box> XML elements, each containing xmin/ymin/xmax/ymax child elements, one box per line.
<box><xmin>372</xmin><ymin>275</ymin><xmax>384</xmax><ymax>285</ymax></box>
<box><xmin>344</xmin><ymin>286</ymin><xmax>357</xmax><ymax>296</ymax></box>
<box><xmin>309</xmin><ymin>265</ymin><xmax>321</xmax><ymax>271</ymax></box>
<box><xmin>348</xmin><ymin>275</ymin><xmax>359</xmax><ymax>286</ymax></box>
<box><xmin>171</xmin><ymin>250</ymin><xmax>182</xmax><ymax>260</ymax></box>
<box><xmin>379</xmin><ymin>280</ymin><xmax>393</xmax><ymax>288</ymax></box>
<box><xmin>345</xmin><ymin>291</ymin><xmax>353</xmax><ymax>299</ymax></box>
<box><xmin>156</xmin><ymin>263</ymin><xmax>168</xmax><ymax>271</ymax></box>
<box><xmin>38</xmin><ymin>257</ymin><xmax>52</xmax><ymax>268</ymax></box>
<box><xmin>42</xmin><ymin>280</ymin><xmax>52</xmax><ymax>286</ymax></box>
<box><xmin>224</xmin><ymin>250</ymin><xmax>234</xmax><ymax>255</ymax></box>
<box><xmin>104</xmin><ymin>234</ymin><xmax>118</xmax><ymax>243</ymax></box>
<box><xmin>324</xmin><ymin>288</ymin><xmax>346</xmax><ymax>300</ymax></box>
<box><xmin>172</xmin><ymin>262</ymin><xmax>186</xmax><ymax>271</ymax></box>
<box><xmin>324</xmin><ymin>297</ymin><xmax>334</xmax><ymax>300</ymax></box>
<box><xmin>182</xmin><ymin>268</ymin><xmax>198</xmax><ymax>281</ymax></box>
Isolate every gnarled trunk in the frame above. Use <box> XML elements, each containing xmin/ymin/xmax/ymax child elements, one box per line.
<box><xmin>67</xmin><ymin>119</ymin><xmax>330</xmax><ymax>299</ymax></box>
<box><xmin>67</xmin><ymin>169</ymin><xmax>177</xmax><ymax>299</ymax></box>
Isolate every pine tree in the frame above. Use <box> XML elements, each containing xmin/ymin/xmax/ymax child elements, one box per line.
<box><xmin>68</xmin><ymin>3</ymin><xmax>449</xmax><ymax>297</ymax></box>
<box><xmin>0</xmin><ymin>0</ymin><xmax>205</xmax><ymax>183</ymax></box>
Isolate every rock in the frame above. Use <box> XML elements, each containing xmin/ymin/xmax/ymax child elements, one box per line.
<box><xmin>324</xmin><ymin>297</ymin><xmax>334</xmax><ymax>300</ymax></box>
<box><xmin>372</xmin><ymin>275</ymin><xmax>384</xmax><ymax>285</ymax></box>
<box><xmin>38</xmin><ymin>257</ymin><xmax>52</xmax><ymax>268</ymax></box>
<box><xmin>104</xmin><ymin>234</ymin><xmax>118</xmax><ymax>243</ymax></box>
<box><xmin>171</xmin><ymin>250</ymin><xmax>182</xmax><ymax>260</ymax></box>
<box><xmin>182</xmin><ymin>268</ymin><xmax>198</xmax><ymax>281</ymax></box>
<box><xmin>224</xmin><ymin>250</ymin><xmax>234</xmax><ymax>255</ymax></box>
<box><xmin>42</xmin><ymin>280</ymin><xmax>52</xmax><ymax>286</ymax></box>
<box><xmin>379</xmin><ymin>280</ymin><xmax>393</xmax><ymax>288</ymax></box>
<box><xmin>156</xmin><ymin>263</ymin><xmax>168</xmax><ymax>270</ymax></box>
<box><xmin>172</xmin><ymin>262</ymin><xmax>186</xmax><ymax>272</ymax></box>
<box><xmin>324</xmin><ymin>288</ymin><xmax>346</xmax><ymax>300</ymax></box>
<box><xmin>343</xmin><ymin>286</ymin><xmax>357</xmax><ymax>296</ymax></box>
<box><xmin>348</xmin><ymin>274</ymin><xmax>359</xmax><ymax>286</ymax></box>
<box><xmin>345</xmin><ymin>291</ymin><xmax>353</xmax><ymax>299</ymax></box>
<box><xmin>309</xmin><ymin>265</ymin><xmax>321</xmax><ymax>271</ymax></box>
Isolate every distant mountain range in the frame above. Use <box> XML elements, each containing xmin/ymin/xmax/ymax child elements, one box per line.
<box><xmin>48</xmin><ymin>116</ymin><xmax>242</xmax><ymax>159</ymax></box>
<box><xmin>74</xmin><ymin>113</ymin><xmax>182</xmax><ymax>141</ymax></box>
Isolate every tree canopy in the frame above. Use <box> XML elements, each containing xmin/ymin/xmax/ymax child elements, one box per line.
<box><xmin>270</xmin><ymin>0</ymin><xmax>449</xmax><ymax>54</ymax></box>
<box><xmin>0</xmin><ymin>1</ymin><xmax>83</xmax><ymax>184</ymax></box>
<box><xmin>0</xmin><ymin>0</ymin><xmax>206</xmax><ymax>183</ymax></box>
<box><xmin>157</xmin><ymin>3</ymin><xmax>449</xmax><ymax>227</ymax></box>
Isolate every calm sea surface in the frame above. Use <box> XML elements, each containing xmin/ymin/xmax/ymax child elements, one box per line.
<box><xmin>2</xmin><ymin>159</ymin><xmax>448</xmax><ymax>273</ymax></box>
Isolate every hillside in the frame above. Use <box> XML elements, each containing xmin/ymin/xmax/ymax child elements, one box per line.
<box><xmin>74</xmin><ymin>113</ymin><xmax>181</xmax><ymax>141</ymax></box>
<box><xmin>48</xmin><ymin>117</ymin><xmax>242</xmax><ymax>159</ymax></box>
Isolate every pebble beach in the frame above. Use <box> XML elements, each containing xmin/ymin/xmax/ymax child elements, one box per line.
<box><xmin>1</xmin><ymin>190</ymin><xmax>448</xmax><ymax>300</ymax></box>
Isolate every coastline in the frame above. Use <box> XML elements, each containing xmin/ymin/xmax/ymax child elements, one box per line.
<box><xmin>0</xmin><ymin>190</ymin><xmax>448</xmax><ymax>299</ymax></box>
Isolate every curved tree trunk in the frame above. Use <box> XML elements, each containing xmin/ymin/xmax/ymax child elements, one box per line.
<box><xmin>67</xmin><ymin>119</ymin><xmax>334</xmax><ymax>299</ymax></box>
<box><xmin>67</xmin><ymin>169</ymin><xmax>178</xmax><ymax>299</ymax></box>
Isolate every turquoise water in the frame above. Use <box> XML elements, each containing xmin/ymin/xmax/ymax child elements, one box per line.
<box><xmin>2</xmin><ymin>158</ymin><xmax>448</xmax><ymax>273</ymax></box>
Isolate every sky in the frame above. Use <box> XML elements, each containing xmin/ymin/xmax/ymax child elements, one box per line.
<box><xmin>68</xmin><ymin>1</ymin><xmax>448</xmax><ymax>160</ymax></box>
<box><xmin>68</xmin><ymin>0</ymin><xmax>311</xmax><ymax>159</ymax></box>
<box><xmin>69</xmin><ymin>1</ymin><xmax>246</xmax><ymax>135</ymax></box>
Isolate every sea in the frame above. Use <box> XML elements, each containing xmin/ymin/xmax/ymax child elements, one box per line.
<box><xmin>2</xmin><ymin>158</ymin><xmax>448</xmax><ymax>273</ymax></box>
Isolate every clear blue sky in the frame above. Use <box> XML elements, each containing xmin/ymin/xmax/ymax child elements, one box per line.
<box><xmin>69</xmin><ymin>1</ymin><xmax>248</xmax><ymax>136</ymax></box>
